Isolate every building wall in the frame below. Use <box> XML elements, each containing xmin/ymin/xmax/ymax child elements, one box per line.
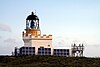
<box><xmin>23</xmin><ymin>34</ymin><xmax>52</xmax><ymax>55</ymax></box>
<box><xmin>32</xmin><ymin>39</ymin><xmax>52</xmax><ymax>55</ymax></box>
<box><xmin>23</xmin><ymin>39</ymin><xmax>32</xmax><ymax>47</ymax></box>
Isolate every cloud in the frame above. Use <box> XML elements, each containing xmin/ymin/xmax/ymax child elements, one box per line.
<box><xmin>3</xmin><ymin>38</ymin><xmax>23</xmax><ymax>47</ymax></box>
<box><xmin>0</xmin><ymin>36</ymin><xmax>2</xmax><ymax>39</ymax></box>
<box><xmin>84</xmin><ymin>44</ymin><xmax>100</xmax><ymax>57</ymax></box>
<box><xmin>53</xmin><ymin>36</ymin><xmax>70</xmax><ymax>47</ymax></box>
<box><xmin>0</xmin><ymin>23</ymin><xmax>12</xmax><ymax>32</ymax></box>
<box><xmin>4</xmin><ymin>38</ymin><xmax>16</xmax><ymax>43</ymax></box>
<box><xmin>0</xmin><ymin>38</ymin><xmax>23</xmax><ymax>55</ymax></box>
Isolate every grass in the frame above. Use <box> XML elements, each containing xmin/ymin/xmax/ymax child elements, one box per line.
<box><xmin>0</xmin><ymin>55</ymin><xmax>100</xmax><ymax>67</ymax></box>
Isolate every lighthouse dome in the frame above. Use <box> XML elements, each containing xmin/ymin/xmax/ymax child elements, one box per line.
<box><xmin>26</xmin><ymin>12</ymin><xmax>39</xmax><ymax>20</ymax></box>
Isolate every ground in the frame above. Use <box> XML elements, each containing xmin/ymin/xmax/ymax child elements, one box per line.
<box><xmin>0</xmin><ymin>56</ymin><xmax>100</xmax><ymax>67</ymax></box>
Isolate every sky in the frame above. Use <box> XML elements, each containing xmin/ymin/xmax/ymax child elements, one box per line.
<box><xmin>0</xmin><ymin>0</ymin><xmax>100</xmax><ymax>57</ymax></box>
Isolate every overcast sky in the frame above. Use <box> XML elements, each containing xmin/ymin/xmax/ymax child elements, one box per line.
<box><xmin>0</xmin><ymin>0</ymin><xmax>100</xmax><ymax>57</ymax></box>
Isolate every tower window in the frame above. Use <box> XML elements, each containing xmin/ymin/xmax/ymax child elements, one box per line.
<box><xmin>48</xmin><ymin>45</ymin><xmax>50</xmax><ymax>47</ymax></box>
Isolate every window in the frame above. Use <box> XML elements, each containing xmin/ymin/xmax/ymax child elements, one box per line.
<box><xmin>67</xmin><ymin>53</ymin><xmax>69</xmax><ymax>55</ymax></box>
<box><xmin>64</xmin><ymin>49</ymin><xmax>66</xmax><ymax>52</ymax></box>
<box><xmin>42</xmin><ymin>48</ymin><xmax>44</xmax><ymax>51</ymax></box>
<box><xmin>48</xmin><ymin>48</ymin><xmax>51</xmax><ymax>51</ymax></box>
<box><xmin>64</xmin><ymin>53</ymin><xmax>66</xmax><ymax>55</ymax></box>
<box><xmin>26</xmin><ymin>47</ymin><xmax>28</xmax><ymax>49</ymax></box>
<box><xmin>67</xmin><ymin>49</ymin><xmax>69</xmax><ymax>52</ymax></box>
<box><xmin>45</xmin><ymin>48</ymin><xmax>47</xmax><ymax>50</ymax></box>
<box><xmin>40</xmin><ymin>46</ymin><xmax>44</xmax><ymax>48</ymax></box>
<box><xmin>29</xmin><ymin>47</ymin><xmax>31</xmax><ymax>49</ymax></box>
<box><xmin>60</xmin><ymin>49</ymin><xmax>62</xmax><ymax>52</ymax></box>
<box><xmin>48</xmin><ymin>45</ymin><xmax>50</xmax><ymax>47</ymax></box>
<box><xmin>49</xmin><ymin>52</ymin><xmax>51</xmax><ymax>54</ymax></box>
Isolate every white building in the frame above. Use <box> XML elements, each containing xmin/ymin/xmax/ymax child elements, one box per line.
<box><xmin>14</xmin><ymin>12</ymin><xmax>72</xmax><ymax>57</ymax></box>
<box><xmin>22</xmin><ymin>12</ymin><xmax>52</xmax><ymax>55</ymax></box>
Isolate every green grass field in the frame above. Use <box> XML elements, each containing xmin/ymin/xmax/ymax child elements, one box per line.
<box><xmin>0</xmin><ymin>56</ymin><xmax>100</xmax><ymax>67</ymax></box>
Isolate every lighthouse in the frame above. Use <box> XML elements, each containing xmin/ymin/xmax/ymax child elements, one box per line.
<box><xmin>21</xmin><ymin>12</ymin><xmax>52</xmax><ymax>55</ymax></box>
<box><xmin>14</xmin><ymin>12</ymin><xmax>71</xmax><ymax>57</ymax></box>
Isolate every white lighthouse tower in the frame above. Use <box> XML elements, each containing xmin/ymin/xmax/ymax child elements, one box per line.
<box><xmin>22</xmin><ymin>12</ymin><xmax>52</xmax><ymax>55</ymax></box>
